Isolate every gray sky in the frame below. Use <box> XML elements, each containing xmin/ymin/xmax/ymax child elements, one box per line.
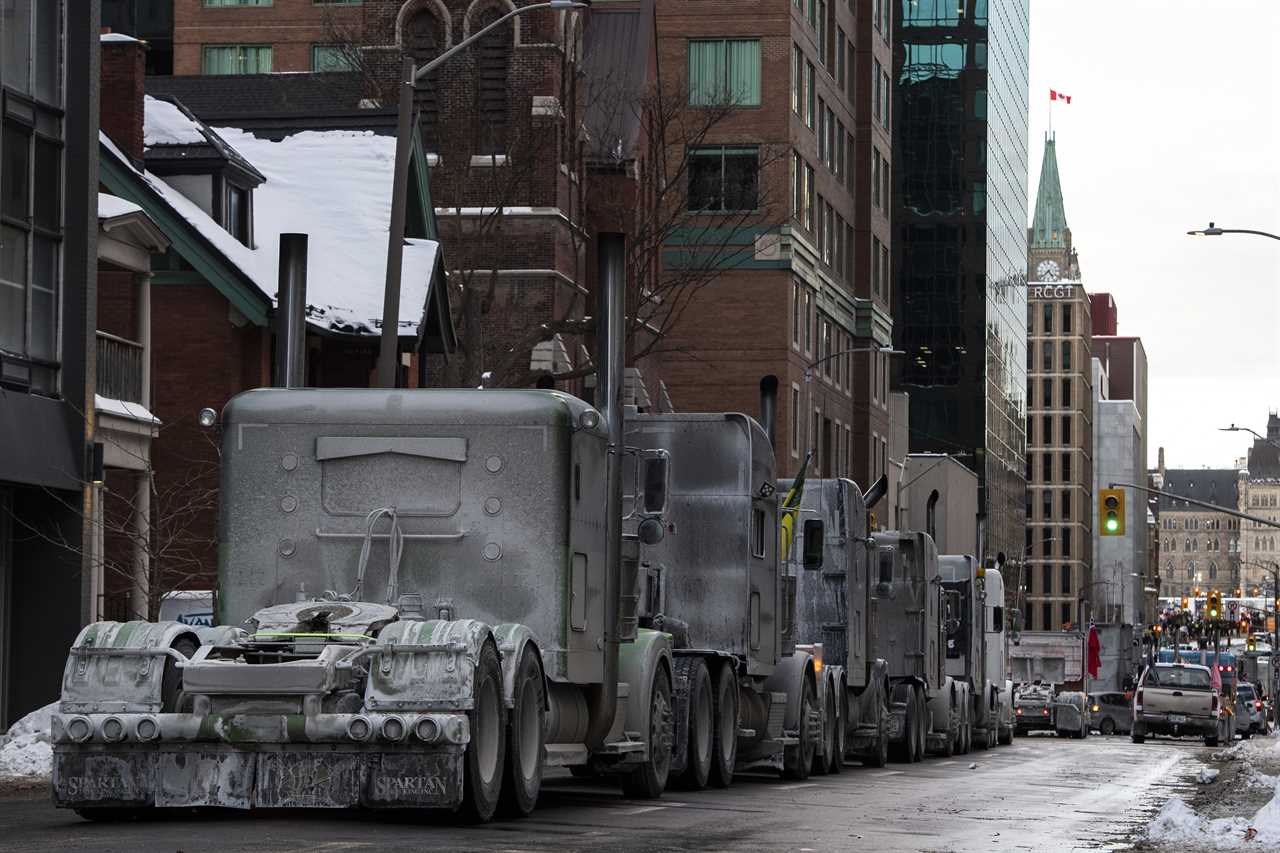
<box><xmin>1026</xmin><ymin>0</ymin><xmax>1280</xmax><ymax>470</ymax></box>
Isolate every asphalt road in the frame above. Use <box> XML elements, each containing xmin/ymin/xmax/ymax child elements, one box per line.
<box><xmin>0</xmin><ymin>734</ymin><xmax>1210</xmax><ymax>853</ymax></box>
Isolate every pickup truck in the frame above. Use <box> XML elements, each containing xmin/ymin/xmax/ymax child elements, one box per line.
<box><xmin>1131</xmin><ymin>663</ymin><xmax>1229</xmax><ymax>746</ymax></box>
<box><xmin>1013</xmin><ymin>683</ymin><xmax>1056</xmax><ymax>734</ymax></box>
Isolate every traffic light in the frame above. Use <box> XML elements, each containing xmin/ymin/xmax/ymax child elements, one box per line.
<box><xmin>1099</xmin><ymin>488</ymin><xmax>1125</xmax><ymax>536</ymax></box>
<box><xmin>1248</xmin><ymin>634</ymin><xmax>1258</xmax><ymax>652</ymax></box>
<box><xmin>1236</xmin><ymin>587</ymin><xmax>1244</xmax><ymax>597</ymax></box>
<box><xmin>1181</xmin><ymin>596</ymin><xmax>1190</xmax><ymax>610</ymax></box>
<box><xmin>1240</xmin><ymin>619</ymin><xmax>1250</xmax><ymax>633</ymax></box>
<box><xmin>1208</xmin><ymin>590</ymin><xmax>1222</xmax><ymax>620</ymax></box>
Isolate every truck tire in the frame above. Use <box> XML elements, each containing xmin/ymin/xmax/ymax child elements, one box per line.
<box><xmin>938</xmin><ymin>701</ymin><xmax>955</xmax><ymax>758</ymax></box>
<box><xmin>460</xmin><ymin>640</ymin><xmax>507</xmax><ymax>823</ymax></box>
<box><xmin>812</xmin><ymin>686</ymin><xmax>837</xmax><ymax>775</ymax></box>
<box><xmin>676</xmin><ymin>658</ymin><xmax>713</xmax><ymax>791</ymax></box>
<box><xmin>498</xmin><ymin>648</ymin><xmax>546</xmax><ymax>818</ymax></box>
<box><xmin>1099</xmin><ymin>717</ymin><xmax>1116</xmax><ymax>736</ymax></box>
<box><xmin>623</xmin><ymin>666</ymin><xmax>673</xmax><ymax>799</ymax></box>
<box><xmin>863</xmin><ymin>694</ymin><xmax>890</xmax><ymax>768</ymax></box>
<box><xmin>997</xmin><ymin>725</ymin><xmax>1012</xmax><ymax>745</ymax></box>
<box><xmin>912</xmin><ymin>688</ymin><xmax>926</xmax><ymax>763</ymax></box>
<box><xmin>783</xmin><ymin>674</ymin><xmax>816</xmax><ymax>780</ymax></box>
<box><xmin>1205</xmin><ymin>733</ymin><xmax>1219</xmax><ymax>747</ymax></box>
<box><xmin>707</xmin><ymin>661</ymin><xmax>738</xmax><ymax>788</ymax></box>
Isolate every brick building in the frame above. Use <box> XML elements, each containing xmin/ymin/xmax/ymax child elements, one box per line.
<box><xmin>1156</xmin><ymin>469</ymin><xmax>1241</xmax><ymax>599</ymax></box>
<box><xmin>1023</xmin><ymin>134</ymin><xmax>1094</xmax><ymax>631</ymax></box>
<box><xmin>649</xmin><ymin>0</ymin><xmax>896</xmax><ymax>479</ymax></box>
<box><xmin>1237</xmin><ymin>413</ymin><xmax>1280</xmax><ymax>596</ymax></box>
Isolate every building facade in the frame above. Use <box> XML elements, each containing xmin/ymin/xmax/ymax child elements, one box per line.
<box><xmin>1023</xmin><ymin>134</ymin><xmax>1093</xmax><ymax>631</ymax></box>
<box><xmin>891</xmin><ymin>0</ymin><xmax>1030</xmax><ymax>565</ymax></box>
<box><xmin>1156</xmin><ymin>469</ymin><xmax>1241</xmax><ymax>599</ymax></box>
<box><xmin>1237</xmin><ymin>413</ymin><xmax>1280</xmax><ymax>595</ymax></box>
<box><xmin>0</xmin><ymin>1</ymin><xmax>100</xmax><ymax>727</ymax></box>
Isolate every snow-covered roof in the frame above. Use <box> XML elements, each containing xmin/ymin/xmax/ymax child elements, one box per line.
<box><xmin>95</xmin><ymin>394</ymin><xmax>160</xmax><ymax>424</ymax></box>
<box><xmin>217</xmin><ymin>127</ymin><xmax>438</xmax><ymax>335</ymax></box>
<box><xmin>144</xmin><ymin>96</ymin><xmax>205</xmax><ymax>146</ymax></box>
<box><xmin>101</xmin><ymin>128</ymin><xmax>441</xmax><ymax>337</ymax></box>
<box><xmin>100</xmin><ymin>33</ymin><xmax>140</xmax><ymax>44</ymax></box>
<box><xmin>97</xmin><ymin>193</ymin><xmax>143</xmax><ymax>220</ymax></box>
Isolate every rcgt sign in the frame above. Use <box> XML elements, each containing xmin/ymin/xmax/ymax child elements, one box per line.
<box><xmin>1029</xmin><ymin>283</ymin><xmax>1076</xmax><ymax>300</ymax></box>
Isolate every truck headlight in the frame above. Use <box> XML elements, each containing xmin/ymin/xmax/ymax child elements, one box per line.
<box><xmin>66</xmin><ymin>716</ymin><xmax>93</xmax><ymax>743</ymax></box>
<box><xmin>135</xmin><ymin>717</ymin><xmax>160</xmax><ymax>742</ymax></box>
<box><xmin>347</xmin><ymin>715</ymin><xmax>373</xmax><ymax>741</ymax></box>
<box><xmin>381</xmin><ymin>715</ymin><xmax>408</xmax><ymax>742</ymax></box>
<box><xmin>100</xmin><ymin>716</ymin><xmax>127</xmax><ymax>743</ymax></box>
<box><xmin>414</xmin><ymin>717</ymin><xmax>441</xmax><ymax>743</ymax></box>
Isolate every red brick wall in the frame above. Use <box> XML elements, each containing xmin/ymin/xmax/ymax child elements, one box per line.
<box><xmin>101</xmin><ymin>38</ymin><xmax>146</xmax><ymax>162</ymax></box>
<box><xmin>173</xmin><ymin>0</ymin><xmax>363</xmax><ymax>74</ymax></box>
<box><xmin>96</xmin><ymin>269</ymin><xmax>138</xmax><ymax>342</ymax></box>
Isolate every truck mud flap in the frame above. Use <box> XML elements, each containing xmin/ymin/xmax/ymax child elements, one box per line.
<box><xmin>54</xmin><ymin>751</ymin><xmax>156</xmax><ymax>807</ymax></box>
<box><xmin>55</xmin><ymin>749</ymin><xmax>465</xmax><ymax>810</ymax></box>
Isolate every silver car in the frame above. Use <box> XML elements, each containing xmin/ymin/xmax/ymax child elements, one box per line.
<box><xmin>1236</xmin><ymin>683</ymin><xmax>1265</xmax><ymax>737</ymax></box>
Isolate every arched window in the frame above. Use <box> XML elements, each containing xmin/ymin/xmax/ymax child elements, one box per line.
<box><xmin>1185</xmin><ymin>539</ymin><xmax>1191</xmax><ymax>552</ymax></box>
<box><xmin>402</xmin><ymin>4</ymin><xmax>446</xmax><ymax>150</ymax></box>
<box><xmin>473</xmin><ymin>4</ymin><xmax>512</xmax><ymax>154</ymax></box>
<box><xmin>1209</xmin><ymin>562</ymin><xmax>1217</xmax><ymax>580</ymax></box>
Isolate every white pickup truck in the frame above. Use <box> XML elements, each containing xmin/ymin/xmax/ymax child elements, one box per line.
<box><xmin>1131</xmin><ymin>663</ymin><xmax>1230</xmax><ymax>747</ymax></box>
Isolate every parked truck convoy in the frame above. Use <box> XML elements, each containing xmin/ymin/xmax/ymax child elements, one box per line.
<box><xmin>47</xmin><ymin>239</ymin><xmax>1016</xmax><ymax>822</ymax></box>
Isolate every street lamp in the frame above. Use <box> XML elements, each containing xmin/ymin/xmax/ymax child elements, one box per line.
<box><xmin>801</xmin><ymin>344</ymin><xmax>904</xmax><ymax>477</ymax></box>
<box><xmin>1186</xmin><ymin>222</ymin><xmax>1280</xmax><ymax>241</ymax></box>
<box><xmin>377</xmin><ymin>0</ymin><xmax>592</xmax><ymax>387</ymax></box>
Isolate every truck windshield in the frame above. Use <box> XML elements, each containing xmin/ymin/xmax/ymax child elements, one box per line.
<box><xmin>1145</xmin><ymin>667</ymin><xmax>1211</xmax><ymax>689</ymax></box>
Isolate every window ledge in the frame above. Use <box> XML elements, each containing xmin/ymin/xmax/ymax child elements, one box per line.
<box><xmin>470</xmin><ymin>154</ymin><xmax>508</xmax><ymax>167</ymax></box>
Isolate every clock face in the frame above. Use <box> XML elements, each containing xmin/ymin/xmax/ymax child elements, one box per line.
<box><xmin>1036</xmin><ymin>259</ymin><xmax>1061</xmax><ymax>282</ymax></box>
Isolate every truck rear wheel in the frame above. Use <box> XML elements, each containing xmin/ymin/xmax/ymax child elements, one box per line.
<box><xmin>783</xmin><ymin>675</ymin><xmax>815</xmax><ymax>780</ymax></box>
<box><xmin>812</xmin><ymin>686</ymin><xmax>837</xmax><ymax>775</ymax></box>
<box><xmin>460</xmin><ymin>640</ymin><xmax>506</xmax><ymax>823</ymax></box>
<box><xmin>676</xmin><ymin>658</ymin><xmax>713</xmax><ymax>790</ymax></box>
<box><xmin>498</xmin><ymin>648</ymin><xmax>545</xmax><ymax>818</ymax></box>
<box><xmin>911</xmin><ymin>688</ymin><xmax>926</xmax><ymax>762</ymax></box>
<box><xmin>707</xmin><ymin>662</ymin><xmax>738</xmax><ymax>788</ymax></box>
<box><xmin>622</xmin><ymin>666</ymin><xmax>673</xmax><ymax>799</ymax></box>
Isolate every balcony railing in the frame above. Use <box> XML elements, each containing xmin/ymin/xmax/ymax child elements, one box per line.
<box><xmin>96</xmin><ymin>330</ymin><xmax>144</xmax><ymax>404</ymax></box>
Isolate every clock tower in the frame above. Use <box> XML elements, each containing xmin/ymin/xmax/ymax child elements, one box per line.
<box><xmin>1027</xmin><ymin>133</ymin><xmax>1080</xmax><ymax>282</ymax></box>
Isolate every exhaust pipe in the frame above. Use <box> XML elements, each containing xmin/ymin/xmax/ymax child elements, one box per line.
<box><xmin>862</xmin><ymin>474</ymin><xmax>889</xmax><ymax>510</ymax></box>
<box><xmin>759</xmin><ymin>376</ymin><xmax>778</xmax><ymax>449</ymax></box>
<box><xmin>585</xmin><ymin>233</ymin><xmax>626</xmax><ymax>749</ymax></box>
<box><xmin>275</xmin><ymin>233</ymin><xmax>308</xmax><ymax>388</ymax></box>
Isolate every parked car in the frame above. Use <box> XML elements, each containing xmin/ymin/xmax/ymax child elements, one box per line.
<box><xmin>1235</xmin><ymin>683</ymin><xmax>1265</xmax><ymax>737</ymax></box>
<box><xmin>1053</xmin><ymin>692</ymin><xmax>1090</xmax><ymax>739</ymax></box>
<box><xmin>1088</xmin><ymin>692</ymin><xmax>1133</xmax><ymax>735</ymax></box>
<box><xmin>1131</xmin><ymin>663</ymin><xmax>1230</xmax><ymax>746</ymax></box>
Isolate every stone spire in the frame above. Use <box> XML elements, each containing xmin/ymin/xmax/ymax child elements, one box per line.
<box><xmin>1030</xmin><ymin>134</ymin><xmax>1069</xmax><ymax>250</ymax></box>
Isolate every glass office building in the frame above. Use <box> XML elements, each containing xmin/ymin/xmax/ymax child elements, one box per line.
<box><xmin>891</xmin><ymin>0</ymin><xmax>1030</xmax><ymax>566</ymax></box>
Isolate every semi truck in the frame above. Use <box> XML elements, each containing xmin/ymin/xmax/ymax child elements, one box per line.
<box><xmin>787</xmin><ymin>477</ymin><xmax>894</xmax><ymax>768</ymax></box>
<box><xmin>623</xmin><ymin>414</ymin><xmax>822</xmax><ymax>785</ymax></box>
<box><xmin>939</xmin><ymin>555</ymin><xmax>1012</xmax><ymax>749</ymax></box>
<box><xmin>49</xmin><ymin>236</ymin><xmax>678</xmax><ymax>821</ymax></box>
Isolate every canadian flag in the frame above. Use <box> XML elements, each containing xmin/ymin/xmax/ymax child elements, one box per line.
<box><xmin>1050</xmin><ymin>89</ymin><xmax>1072</xmax><ymax>104</ymax></box>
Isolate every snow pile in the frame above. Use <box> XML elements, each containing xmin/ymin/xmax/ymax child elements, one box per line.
<box><xmin>1198</xmin><ymin>768</ymin><xmax>1221</xmax><ymax>784</ymax></box>
<box><xmin>144</xmin><ymin>96</ymin><xmax>206</xmax><ymax>147</ymax></box>
<box><xmin>0</xmin><ymin>703</ymin><xmax>56</xmax><ymax>779</ymax></box>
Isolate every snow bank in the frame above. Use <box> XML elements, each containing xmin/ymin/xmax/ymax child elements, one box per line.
<box><xmin>0</xmin><ymin>703</ymin><xmax>56</xmax><ymax>779</ymax></box>
<box><xmin>1149</xmin><ymin>782</ymin><xmax>1280</xmax><ymax>848</ymax></box>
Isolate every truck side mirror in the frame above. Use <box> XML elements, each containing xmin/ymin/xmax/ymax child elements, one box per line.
<box><xmin>641</xmin><ymin>453</ymin><xmax>669</xmax><ymax>516</ymax></box>
<box><xmin>802</xmin><ymin>519</ymin><xmax>824</xmax><ymax>570</ymax></box>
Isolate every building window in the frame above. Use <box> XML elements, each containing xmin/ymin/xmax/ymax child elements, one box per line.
<box><xmin>1061</xmin><ymin>527</ymin><xmax>1071</xmax><ymax>557</ymax></box>
<box><xmin>792</xmin><ymin>44</ymin><xmax>802</xmax><ymax>113</ymax></box>
<box><xmin>688</xmin><ymin>146</ymin><xmax>759</xmax><ymax>212</ymax></box>
<box><xmin>1062</xmin><ymin>304</ymin><xmax>1072</xmax><ymax>334</ymax></box>
<box><xmin>822</xmin><ymin>201</ymin><xmax>833</xmax><ymax>264</ymax></box>
<box><xmin>805</xmin><ymin>61</ymin><xmax>815</xmax><ymax>128</ymax></box>
<box><xmin>688</xmin><ymin>39</ymin><xmax>761</xmax><ymax>106</ymax></box>
<box><xmin>817</xmin><ymin>97</ymin><xmax>827</xmax><ymax>164</ymax></box>
<box><xmin>872</xmin><ymin>237</ymin><xmax>882</xmax><ymax>294</ymax></box>
<box><xmin>474</xmin><ymin>7</ymin><xmax>511</xmax><ymax>154</ymax></box>
<box><xmin>1041</xmin><ymin>378</ymin><xmax>1052</xmax><ymax>408</ymax></box>
<box><xmin>1042</xmin><ymin>415</ymin><xmax>1052</xmax><ymax>445</ymax></box>
<box><xmin>1061</xmin><ymin>378</ymin><xmax>1071</xmax><ymax>407</ymax></box>
<box><xmin>879</xmin><ymin>67</ymin><xmax>890</xmax><ymax>128</ymax></box>
<box><xmin>311</xmin><ymin>45</ymin><xmax>356</xmax><ymax>72</ymax></box>
<box><xmin>1042</xmin><ymin>564</ymin><xmax>1052</xmax><ymax>592</ymax></box>
<box><xmin>873</xmin><ymin>59</ymin><xmax>883</xmax><ymax>124</ymax></box>
<box><xmin>1061</xmin><ymin>340</ymin><xmax>1072</xmax><ymax>371</ymax></box>
<box><xmin>792</xmin><ymin>280</ymin><xmax>801</xmax><ymax>348</ymax></box>
<box><xmin>1042</xmin><ymin>341</ymin><xmax>1052</xmax><ymax>371</ymax></box>
<box><xmin>1061</xmin><ymin>415</ymin><xmax>1071</xmax><ymax>444</ymax></box>
<box><xmin>836</xmin><ymin>122</ymin><xmax>845</xmax><ymax>182</ymax></box>
<box><xmin>804</xmin><ymin>163</ymin><xmax>815</xmax><ymax>230</ymax></box>
<box><xmin>1061</xmin><ymin>452</ymin><xmax>1071</xmax><ymax>482</ymax></box>
<box><xmin>836</xmin><ymin>27</ymin><xmax>845</xmax><ymax>90</ymax></box>
<box><xmin>792</xmin><ymin>151</ymin><xmax>803</xmax><ymax>220</ymax></box>
<box><xmin>1042</xmin><ymin>490</ymin><xmax>1051</xmax><ymax>520</ymax></box>
<box><xmin>1062</xmin><ymin>491</ymin><xmax>1071</xmax><ymax>520</ymax></box>
<box><xmin>1</xmin><ymin>1</ymin><xmax>64</xmax><ymax>395</ymax></box>
<box><xmin>1060</xmin><ymin>566</ymin><xmax>1071</xmax><ymax>595</ymax></box>
<box><xmin>1042</xmin><ymin>602</ymin><xmax>1052</xmax><ymax>632</ymax></box>
<box><xmin>202</xmin><ymin>45</ymin><xmax>273</xmax><ymax>74</ymax></box>
<box><xmin>804</xmin><ymin>289</ymin><xmax>813</xmax><ymax>353</ymax></box>
<box><xmin>872</xmin><ymin>148</ymin><xmax>882</xmax><ymax>208</ymax></box>
<box><xmin>817</xmin><ymin>0</ymin><xmax>827</xmax><ymax>65</ymax></box>
<box><xmin>225</xmin><ymin>183</ymin><xmax>250</xmax><ymax>245</ymax></box>
<box><xmin>791</xmin><ymin>385</ymin><xmax>801</xmax><ymax>455</ymax></box>
<box><xmin>1041</xmin><ymin>453</ymin><xmax>1051</xmax><ymax>482</ymax></box>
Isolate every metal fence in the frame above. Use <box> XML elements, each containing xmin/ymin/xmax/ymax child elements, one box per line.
<box><xmin>96</xmin><ymin>331</ymin><xmax>144</xmax><ymax>403</ymax></box>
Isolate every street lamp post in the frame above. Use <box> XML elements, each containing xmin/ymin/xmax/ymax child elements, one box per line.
<box><xmin>801</xmin><ymin>344</ymin><xmax>903</xmax><ymax>478</ymax></box>
<box><xmin>1186</xmin><ymin>223</ymin><xmax>1280</xmax><ymax>241</ymax></box>
<box><xmin>376</xmin><ymin>0</ymin><xmax>591</xmax><ymax>388</ymax></box>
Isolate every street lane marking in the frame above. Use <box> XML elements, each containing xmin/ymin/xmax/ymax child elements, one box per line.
<box><xmin>620</xmin><ymin>805</ymin><xmax>666</xmax><ymax>815</ymax></box>
<box><xmin>866</xmin><ymin>769</ymin><xmax>903</xmax><ymax>776</ymax></box>
<box><xmin>785</xmin><ymin>782</ymin><xmax>821</xmax><ymax>788</ymax></box>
